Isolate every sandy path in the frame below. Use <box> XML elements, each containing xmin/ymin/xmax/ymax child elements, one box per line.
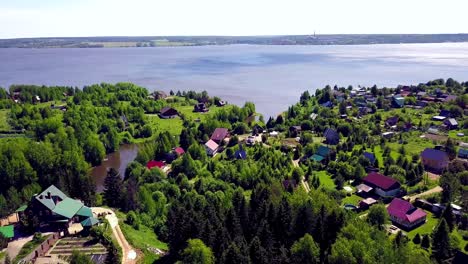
<box><xmin>6</xmin><ymin>235</ymin><xmax>33</xmax><ymax>260</ymax></box>
<box><xmin>292</xmin><ymin>159</ymin><xmax>311</xmax><ymax>192</ymax></box>
<box><xmin>92</xmin><ymin>207</ymin><xmax>136</xmax><ymax>264</ymax></box>
<box><xmin>407</xmin><ymin>186</ymin><xmax>443</xmax><ymax>202</ymax></box>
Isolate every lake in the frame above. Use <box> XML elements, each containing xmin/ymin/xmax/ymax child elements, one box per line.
<box><xmin>1</xmin><ymin>43</ymin><xmax>468</xmax><ymax>117</ymax></box>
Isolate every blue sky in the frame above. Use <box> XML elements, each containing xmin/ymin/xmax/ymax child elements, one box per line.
<box><xmin>0</xmin><ymin>0</ymin><xmax>467</xmax><ymax>39</ymax></box>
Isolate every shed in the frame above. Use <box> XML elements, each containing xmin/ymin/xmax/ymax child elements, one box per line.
<box><xmin>0</xmin><ymin>225</ymin><xmax>14</xmax><ymax>239</ymax></box>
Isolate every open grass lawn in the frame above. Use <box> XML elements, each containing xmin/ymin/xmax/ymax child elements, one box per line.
<box><xmin>0</xmin><ymin>109</ymin><xmax>11</xmax><ymax>131</ymax></box>
<box><xmin>117</xmin><ymin>212</ymin><xmax>168</xmax><ymax>264</ymax></box>
<box><xmin>407</xmin><ymin>211</ymin><xmax>438</xmax><ymax>239</ymax></box>
<box><xmin>448</xmin><ymin>129</ymin><xmax>468</xmax><ymax>142</ymax></box>
<box><xmin>341</xmin><ymin>194</ymin><xmax>362</xmax><ymax>206</ymax></box>
<box><xmin>14</xmin><ymin>235</ymin><xmax>47</xmax><ymax>262</ymax></box>
<box><xmin>315</xmin><ymin>171</ymin><xmax>336</xmax><ymax>189</ymax></box>
<box><xmin>146</xmin><ymin>114</ymin><xmax>184</xmax><ymax>136</ymax></box>
<box><xmin>0</xmin><ymin>251</ymin><xmax>5</xmax><ymax>261</ymax></box>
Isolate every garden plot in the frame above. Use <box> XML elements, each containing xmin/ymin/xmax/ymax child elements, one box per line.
<box><xmin>47</xmin><ymin>237</ymin><xmax>107</xmax><ymax>263</ymax></box>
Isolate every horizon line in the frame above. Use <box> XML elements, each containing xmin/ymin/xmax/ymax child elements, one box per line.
<box><xmin>2</xmin><ymin>33</ymin><xmax>468</xmax><ymax>41</ymax></box>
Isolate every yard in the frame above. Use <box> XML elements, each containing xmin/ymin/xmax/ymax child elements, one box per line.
<box><xmin>341</xmin><ymin>194</ymin><xmax>362</xmax><ymax>206</ymax></box>
<box><xmin>146</xmin><ymin>114</ymin><xmax>184</xmax><ymax>136</ymax></box>
<box><xmin>407</xmin><ymin>211</ymin><xmax>438</xmax><ymax>239</ymax></box>
<box><xmin>117</xmin><ymin>212</ymin><xmax>168</xmax><ymax>264</ymax></box>
<box><xmin>314</xmin><ymin>171</ymin><xmax>336</xmax><ymax>189</ymax></box>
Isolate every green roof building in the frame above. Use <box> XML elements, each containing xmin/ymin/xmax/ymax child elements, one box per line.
<box><xmin>0</xmin><ymin>225</ymin><xmax>14</xmax><ymax>239</ymax></box>
<box><xmin>26</xmin><ymin>185</ymin><xmax>99</xmax><ymax>233</ymax></box>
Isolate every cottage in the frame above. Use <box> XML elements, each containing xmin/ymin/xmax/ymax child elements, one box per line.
<box><xmin>289</xmin><ymin>126</ymin><xmax>302</xmax><ymax>136</ymax></box>
<box><xmin>324</xmin><ymin>128</ymin><xmax>340</xmax><ymax>145</ymax></box>
<box><xmin>358</xmin><ymin>198</ymin><xmax>377</xmax><ymax>210</ymax></box>
<box><xmin>421</xmin><ymin>148</ymin><xmax>449</xmax><ymax>173</ymax></box>
<box><xmin>392</xmin><ymin>95</ymin><xmax>405</xmax><ymax>108</ymax></box>
<box><xmin>416</xmin><ymin>91</ymin><xmax>427</xmax><ymax>99</ymax></box>
<box><xmin>458</xmin><ymin>148</ymin><xmax>468</xmax><ymax>159</ymax></box>
<box><xmin>321</xmin><ymin>101</ymin><xmax>333</xmax><ymax>108</ymax></box>
<box><xmin>215</xmin><ymin>100</ymin><xmax>227</xmax><ymax>107</ymax></box>
<box><xmin>24</xmin><ymin>185</ymin><xmax>98</xmax><ymax>233</ymax></box>
<box><xmin>146</xmin><ymin>160</ymin><xmax>166</xmax><ymax>170</ymax></box>
<box><xmin>173</xmin><ymin>147</ymin><xmax>185</xmax><ymax>156</ymax></box>
<box><xmin>234</xmin><ymin>145</ymin><xmax>247</xmax><ymax>160</ymax></box>
<box><xmin>0</xmin><ymin>225</ymin><xmax>14</xmax><ymax>240</ymax></box>
<box><xmin>361</xmin><ymin>172</ymin><xmax>401</xmax><ymax>197</ymax></box>
<box><xmin>310</xmin><ymin>145</ymin><xmax>330</xmax><ymax>162</ymax></box>
<box><xmin>432</xmin><ymin>115</ymin><xmax>446</xmax><ymax>121</ymax></box>
<box><xmin>194</xmin><ymin>103</ymin><xmax>209</xmax><ymax>113</ymax></box>
<box><xmin>210</xmin><ymin>128</ymin><xmax>229</xmax><ymax>144</ymax></box>
<box><xmin>153</xmin><ymin>91</ymin><xmax>168</xmax><ymax>100</ymax></box>
<box><xmin>387</xmin><ymin>198</ymin><xmax>427</xmax><ymax>230</ymax></box>
<box><xmin>385</xmin><ymin>116</ymin><xmax>399</xmax><ymax>128</ymax></box>
<box><xmin>382</xmin><ymin>131</ymin><xmax>395</xmax><ymax>139</ymax></box>
<box><xmin>205</xmin><ymin>140</ymin><xmax>219</xmax><ymax>156</ymax></box>
<box><xmin>439</xmin><ymin>109</ymin><xmax>451</xmax><ymax>117</ymax></box>
<box><xmin>363</xmin><ymin>152</ymin><xmax>376</xmax><ymax>165</ymax></box>
<box><xmin>159</xmin><ymin>107</ymin><xmax>179</xmax><ymax>119</ymax></box>
<box><xmin>443</xmin><ymin>118</ymin><xmax>458</xmax><ymax>130</ymax></box>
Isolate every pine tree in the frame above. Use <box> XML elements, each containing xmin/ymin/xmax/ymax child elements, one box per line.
<box><xmin>432</xmin><ymin>219</ymin><xmax>452</xmax><ymax>260</ymax></box>
<box><xmin>103</xmin><ymin>168</ymin><xmax>122</xmax><ymax>208</ymax></box>
<box><xmin>291</xmin><ymin>234</ymin><xmax>320</xmax><ymax>264</ymax></box>
<box><xmin>413</xmin><ymin>233</ymin><xmax>421</xmax><ymax>244</ymax></box>
<box><xmin>442</xmin><ymin>204</ymin><xmax>455</xmax><ymax>232</ymax></box>
<box><xmin>421</xmin><ymin>234</ymin><xmax>431</xmax><ymax>248</ymax></box>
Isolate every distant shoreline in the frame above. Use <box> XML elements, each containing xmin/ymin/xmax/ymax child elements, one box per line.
<box><xmin>1</xmin><ymin>34</ymin><xmax>468</xmax><ymax>48</ymax></box>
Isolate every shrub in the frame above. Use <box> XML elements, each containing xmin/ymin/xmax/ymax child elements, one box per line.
<box><xmin>413</xmin><ymin>233</ymin><xmax>421</xmax><ymax>244</ymax></box>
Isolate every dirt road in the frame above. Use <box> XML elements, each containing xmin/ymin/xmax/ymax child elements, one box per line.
<box><xmin>406</xmin><ymin>186</ymin><xmax>443</xmax><ymax>202</ymax></box>
<box><xmin>292</xmin><ymin>159</ymin><xmax>311</xmax><ymax>192</ymax></box>
<box><xmin>92</xmin><ymin>207</ymin><xmax>136</xmax><ymax>264</ymax></box>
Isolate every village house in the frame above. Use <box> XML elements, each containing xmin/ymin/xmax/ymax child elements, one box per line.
<box><xmin>321</xmin><ymin>101</ymin><xmax>333</xmax><ymax>108</ymax></box>
<box><xmin>432</xmin><ymin>115</ymin><xmax>446</xmax><ymax>121</ymax></box>
<box><xmin>392</xmin><ymin>95</ymin><xmax>405</xmax><ymax>108</ymax></box>
<box><xmin>215</xmin><ymin>100</ymin><xmax>227</xmax><ymax>107</ymax></box>
<box><xmin>387</xmin><ymin>198</ymin><xmax>427</xmax><ymax>230</ymax></box>
<box><xmin>194</xmin><ymin>103</ymin><xmax>209</xmax><ymax>113</ymax></box>
<box><xmin>289</xmin><ymin>126</ymin><xmax>302</xmax><ymax>137</ymax></box>
<box><xmin>205</xmin><ymin>139</ymin><xmax>219</xmax><ymax>156</ymax></box>
<box><xmin>421</xmin><ymin>148</ymin><xmax>449</xmax><ymax>173</ymax></box>
<box><xmin>210</xmin><ymin>128</ymin><xmax>229</xmax><ymax>144</ymax></box>
<box><xmin>324</xmin><ymin>128</ymin><xmax>340</xmax><ymax>145</ymax></box>
<box><xmin>358</xmin><ymin>172</ymin><xmax>401</xmax><ymax>197</ymax></box>
<box><xmin>443</xmin><ymin>118</ymin><xmax>458</xmax><ymax>130</ymax></box>
<box><xmin>159</xmin><ymin>107</ymin><xmax>179</xmax><ymax>119</ymax></box>
<box><xmin>358</xmin><ymin>197</ymin><xmax>378</xmax><ymax>210</ymax></box>
<box><xmin>439</xmin><ymin>109</ymin><xmax>451</xmax><ymax>118</ymax></box>
<box><xmin>0</xmin><ymin>225</ymin><xmax>14</xmax><ymax>241</ymax></box>
<box><xmin>24</xmin><ymin>185</ymin><xmax>98</xmax><ymax>234</ymax></box>
<box><xmin>146</xmin><ymin>160</ymin><xmax>166</xmax><ymax>170</ymax></box>
<box><xmin>234</xmin><ymin>144</ymin><xmax>247</xmax><ymax>160</ymax></box>
<box><xmin>458</xmin><ymin>148</ymin><xmax>468</xmax><ymax>159</ymax></box>
<box><xmin>385</xmin><ymin>116</ymin><xmax>399</xmax><ymax>128</ymax></box>
<box><xmin>152</xmin><ymin>91</ymin><xmax>168</xmax><ymax>100</ymax></box>
<box><xmin>363</xmin><ymin>152</ymin><xmax>376</xmax><ymax>165</ymax></box>
<box><xmin>310</xmin><ymin>145</ymin><xmax>330</xmax><ymax>162</ymax></box>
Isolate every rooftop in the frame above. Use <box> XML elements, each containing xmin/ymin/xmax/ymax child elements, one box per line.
<box><xmin>387</xmin><ymin>198</ymin><xmax>427</xmax><ymax>223</ymax></box>
<box><xmin>362</xmin><ymin>172</ymin><xmax>400</xmax><ymax>191</ymax></box>
<box><xmin>0</xmin><ymin>225</ymin><xmax>14</xmax><ymax>239</ymax></box>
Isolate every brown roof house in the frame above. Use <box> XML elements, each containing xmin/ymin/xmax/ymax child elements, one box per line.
<box><xmin>359</xmin><ymin>172</ymin><xmax>401</xmax><ymax>197</ymax></box>
<box><xmin>194</xmin><ymin>103</ymin><xmax>209</xmax><ymax>113</ymax></box>
<box><xmin>210</xmin><ymin>128</ymin><xmax>230</xmax><ymax>144</ymax></box>
<box><xmin>421</xmin><ymin>148</ymin><xmax>449</xmax><ymax>173</ymax></box>
<box><xmin>159</xmin><ymin>107</ymin><xmax>179</xmax><ymax>119</ymax></box>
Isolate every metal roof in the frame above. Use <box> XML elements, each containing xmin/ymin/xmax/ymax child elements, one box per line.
<box><xmin>52</xmin><ymin>198</ymin><xmax>84</xmax><ymax>219</ymax></box>
<box><xmin>0</xmin><ymin>225</ymin><xmax>14</xmax><ymax>238</ymax></box>
<box><xmin>35</xmin><ymin>185</ymin><xmax>68</xmax><ymax>211</ymax></box>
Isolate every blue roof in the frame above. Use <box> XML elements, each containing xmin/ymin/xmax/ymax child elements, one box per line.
<box><xmin>421</xmin><ymin>148</ymin><xmax>449</xmax><ymax>161</ymax></box>
<box><xmin>235</xmin><ymin>150</ymin><xmax>247</xmax><ymax>160</ymax></box>
<box><xmin>310</xmin><ymin>154</ymin><xmax>325</xmax><ymax>162</ymax></box>
<box><xmin>363</xmin><ymin>152</ymin><xmax>376</xmax><ymax>164</ymax></box>
<box><xmin>317</xmin><ymin>146</ymin><xmax>330</xmax><ymax>157</ymax></box>
<box><xmin>459</xmin><ymin>149</ymin><xmax>468</xmax><ymax>157</ymax></box>
<box><xmin>321</xmin><ymin>101</ymin><xmax>333</xmax><ymax>108</ymax></box>
<box><xmin>439</xmin><ymin>109</ymin><xmax>450</xmax><ymax>117</ymax></box>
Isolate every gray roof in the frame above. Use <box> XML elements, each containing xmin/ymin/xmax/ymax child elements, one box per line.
<box><xmin>35</xmin><ymin>185</ymin><xmax>68</xmax><ymax>210</ymax></box>
<box><xmin>446</xmin><ymin>118</ymin><xmax>458</xmax><ymax>126</ymax></box>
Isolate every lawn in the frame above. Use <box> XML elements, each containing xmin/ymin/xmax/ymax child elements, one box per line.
<box><xmin>341</xmin><ymin>194</ymin><xmax>362</xmax><ymax>206</ymax></box>
<box><xmin>0</xmin><ymin>251</ymin><xmax>5</xmax><ymax>261</ymax></box>
<box><xmin>117</xmin><ymin>212</ymin><xmax>168</xmax><ymax>264</ymax></box>
<box><xmin>407</xmin><ymin>211</ymin><xmax>438</xmax><ymax>239</ymax></box>
<box><xmin>0</xmin><ymin>109</ymin><xmax>11</xmax><ymax>131</ymax></box>
<box><xmin>146</xmin><ymin>114</ymin><xmax>184</xmax><ymax>136</ymax></box>
<box><xmin>315</xmin><ymin>171</ymin><xmax>336</xmax><ymax>189</ymax></box>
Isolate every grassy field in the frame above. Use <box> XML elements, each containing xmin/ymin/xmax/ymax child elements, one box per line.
<box><xmin>0</xmin><ymin>251</ymin><xmax>5</xmax><ymax>261</ymax></box>
<box><xmin>341</xmin><ymin>194</ymin><xmax>362</xmax><ymax>206</ymax></box>
<box><xmin>117</xmin><ymin>212</ymin><xmax>168</xmax><ymax>264</ymax></box>
<box><xmin>315</xmin><ymin>171</ymin><xmax>336</xmax><ymax>189</ymax></box>
<box><xmin>146</xmin><ymin>114</ymin><xmax>184</xmax><ymax>135</ymax></box>
<box><xmin>0</xmin><ymin>109</ymin><xmax>11</xmax><ymax>130</ymax></box>
<box><xmin>407</xmin><ymin>211</ymin><xmax>438</xmax><ymax>239</ymax></box>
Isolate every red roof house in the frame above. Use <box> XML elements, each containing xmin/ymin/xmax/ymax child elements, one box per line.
<box><xmin>174</xmin><ymin>147</ymin><xmax>185</xmax><ymax>156</ymax></box>
<box><xmin>146</xmin><ymin>160</ymin><xmax>166</xmax><ymax>170</ymax></box>
<box><xmin>210</xmin><ymin>128</ymin><xmax>229</xmax><ymax>144</ymax></box>
<box><xmin>361</xmin><ymin>172</ymin><xmax>401</xmax><ymax>197</ymax></box>
<box><xmin>387</xmin><ymin>198</ymin><xmax>427</xmax><ymax>230</ymax></box>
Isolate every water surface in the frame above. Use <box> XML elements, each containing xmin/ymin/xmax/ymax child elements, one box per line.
<box><xmin>1</xmin><ymin>43</ymin><xmax>468</xmax><ymax>117</ymax></box>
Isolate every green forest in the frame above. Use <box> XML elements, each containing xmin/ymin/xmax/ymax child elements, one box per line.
<box><xmin>0</xmin><ymin>79</ymin><xmax>467</xmax><ymax>263</ymax></box>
